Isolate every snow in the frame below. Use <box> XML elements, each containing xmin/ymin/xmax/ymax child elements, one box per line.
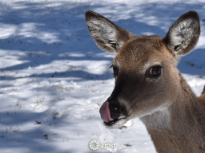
<box><xmin>0</xmin><ymin>0</ymin><xmax>205</xmax><ymax>153</ymax></box>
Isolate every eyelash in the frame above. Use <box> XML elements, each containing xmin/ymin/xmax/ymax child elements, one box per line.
<box><xmin>109</xmin><ymin>65</ymin><xmax>113</xmax><ymax>69</ymax></box>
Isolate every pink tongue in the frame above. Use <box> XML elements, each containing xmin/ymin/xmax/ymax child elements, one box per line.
<box><xmin>99</xmin><ymin>102</ymin><xmax>113</xmax><ymax>123</ymax></box>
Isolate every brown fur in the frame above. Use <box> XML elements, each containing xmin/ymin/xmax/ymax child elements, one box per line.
<box><xmin>198</xmin><ymin>86</ymin><xmax>205</xmax><ymax>110</ymax></box>
<box><xmin>85</xmin><ymin>10</ymin><xmax>205</xmax><ymax>153</ymax></box>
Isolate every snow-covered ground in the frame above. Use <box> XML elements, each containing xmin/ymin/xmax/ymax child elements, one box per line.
<box><xmin>0</xmin><ymin>0</ymin><xmax>205</xmax><ymax>152</ymax></box>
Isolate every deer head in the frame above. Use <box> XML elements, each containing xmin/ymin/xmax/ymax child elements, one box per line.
<box><xmin>85</xmin><ymin>10</ymin><xmax>200</xmax><ymax>129</ymax></box>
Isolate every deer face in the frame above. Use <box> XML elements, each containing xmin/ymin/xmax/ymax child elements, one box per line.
<box><xmin>85</xmin><ymin>11</ymin><xmax>200</xmax><ymax>128</ymax></box>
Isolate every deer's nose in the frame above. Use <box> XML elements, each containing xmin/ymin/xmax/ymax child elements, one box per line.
<box><xmin>109</xmin><ymin>103</ymin><xmax>122</xmax><ymax>120</ymax></box>
<box><xmin>99</xmin><ymin>101</ymin><xmax>123</xmax><ymax>123</ymax></box>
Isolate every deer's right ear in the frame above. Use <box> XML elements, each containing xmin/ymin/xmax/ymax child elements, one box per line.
<box><xmin>164</xmin><ymin>11</ymin><xmax>200</xmax><ymax>56</ymax></box>
<box><xmin>85</xmin><ymin>11</ymin><xmax>131</xmax><ymax>54</ymax></box>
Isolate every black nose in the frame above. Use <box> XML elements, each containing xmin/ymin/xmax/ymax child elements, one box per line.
<box><xmin>109</xmin><ymin>103</ymin><xmax>122</xmax><ymax>120</ymax></box>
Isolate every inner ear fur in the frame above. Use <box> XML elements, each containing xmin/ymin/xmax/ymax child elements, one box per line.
<box><xmin>85</xmin><ymin>10</ymin><xmax>131</xmax><ymax>54</ymax></box>
<box><xmin>164</xmin><ymin>11</ymin><xmax>200</xmax><ymax>56</ymax></box>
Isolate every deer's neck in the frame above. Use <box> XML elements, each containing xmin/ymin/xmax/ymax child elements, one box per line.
<box><xmin>141</xmin><ymin>75</ymin><xmax>205</xmax><ymax>153</ymax></box>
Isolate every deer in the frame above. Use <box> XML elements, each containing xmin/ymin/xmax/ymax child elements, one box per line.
<box><xmin>85</xmin><ymin>10</ymin><xmax>205</xmax><ymax>153</ymax></box>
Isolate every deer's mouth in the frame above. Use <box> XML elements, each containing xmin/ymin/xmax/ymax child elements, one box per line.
<box><xmin>104</xmin><ymin>116</ymin><xmax>126</xmax><ymax>126</ymax></box>
<box><xmin>104</xmin><ymin>119</ymin><xmax>118</xmax><ymax>126</ymax></box>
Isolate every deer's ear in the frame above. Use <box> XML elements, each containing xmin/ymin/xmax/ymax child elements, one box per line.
<box><xmin>164</xmin><ymin>11</ymin><xmax>200</xmax><ymax>56</ymax></box>
<box><xmin>85</xmin><ymin>10</ymin><xmax>131</xmax><ymax>54</ymax></box>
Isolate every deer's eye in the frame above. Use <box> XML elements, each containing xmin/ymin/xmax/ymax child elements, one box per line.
<box><xmin>113</xmin><ymin>66</ymin><xmax>118</xmax><ymax>76</ymax></box>
<box><xmin>146</xmin><ymin>66</ymin><xmax>162</xmax><ymax>78</ymax></box>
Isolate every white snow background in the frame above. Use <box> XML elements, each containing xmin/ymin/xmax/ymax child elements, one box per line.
<box><xmin>0</xmin><ymin>0</ymin><xmax>205</xmax><ymax>153</ymax></box>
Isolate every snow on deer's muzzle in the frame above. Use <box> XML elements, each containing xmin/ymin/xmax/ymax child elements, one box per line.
<box><xmin>99</xmin><ymin>102</ymin><xmax>113</xmax><ymax>123</ymax></box>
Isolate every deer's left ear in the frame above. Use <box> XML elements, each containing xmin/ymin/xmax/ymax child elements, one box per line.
<box><xmin>164</xmin><ymin>11</ymin><xmax>200</xmax><ymax>56</ymax></box>
<box><xmin>85</xmin><ymin>10</ymin><xmax>131</xmax><ymax>54</ymax></box>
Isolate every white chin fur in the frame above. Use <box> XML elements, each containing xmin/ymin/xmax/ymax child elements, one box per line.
<box><xmin>104</xmin><ymin>118</ymin><xmax>127</xmax><ymax>129</ymax></box>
